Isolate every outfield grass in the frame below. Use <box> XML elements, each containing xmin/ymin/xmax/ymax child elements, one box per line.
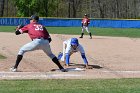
<box><xmin>0</xmin><ymin>79</ymin><xmax>140</xmax><ymax>93</ymax></box>
<box><xmin>0</xmin><ymin>26</ymin><xmax>15</xmax><ymax>32</ymax></box>
<box><xmin>47</xmin><ymin>27</ymin><xmax>140</xmax><ymax>38</ymax></box>
<box><xmin>0</xmin><ymin>26</ymin><xmax>140</xmax><ymax>38</ymax></box>
<box><xmin>0</xmin><ymin>26</ymin><xmax>140</xmax><ymax>92</ymax></box>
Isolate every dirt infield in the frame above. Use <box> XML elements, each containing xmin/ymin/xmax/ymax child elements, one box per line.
<box><xmin>0</xmin><ymin>32</ymin><xmax>140</xmax><ymax>79</ymax></box>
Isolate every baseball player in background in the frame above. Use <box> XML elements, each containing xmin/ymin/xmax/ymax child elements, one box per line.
<box><xmin>10</xmin><ymin>15</ymin><xmax>66</xmax><ymax>72</ymax></box>
<box><xmin>58</xmin><ymin>38</ymin><xmax>92</xmax><ymax>69</ymax></box>
<box><xmin>80</xmin><ymin>14</ymin><xmax>92</xmax><ymax>39</ymax></box>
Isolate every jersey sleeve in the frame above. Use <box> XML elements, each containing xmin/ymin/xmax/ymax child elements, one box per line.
<box><xmin>64</xmin><ymin>39</ymin><xmax>72</xmax><ymax>54</ymax></box>
<box><xmin>65</xmin><ymin>54</ymin><xmax>70</xmax><ymax>65</ymax></box>
<box><xmin>63</xmin><ymin>39</ymin><xmax>71</xmax><ymax>45</ymax></box>
<box><xmin>43</xmin><ymin>27</ymin><xmax>50</xmax><ymax>35</ymax></box>
<box><xmin>65</xmin><ymin>44</ymin><xmax>71</xmax><ymax>65</ymax></box>
<box><xmin>65</xmin><ymin>45</ymin><xmax>71</xmax><ymax>54</ymax></box>
<box><xmin>19</xmin><ymin>25</ymin><xmax>29</xmax><ymax>33</ymax></box>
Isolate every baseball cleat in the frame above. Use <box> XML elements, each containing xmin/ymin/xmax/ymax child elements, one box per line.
<box><xmin>10</xmin><ymin>67</ymin><xmax>17</xmax><ymax>72</ymax></box>
<box><xmin>60</xmin><ymin>69</ymin><xmax>67</xmax><ymax>72</ymax></box>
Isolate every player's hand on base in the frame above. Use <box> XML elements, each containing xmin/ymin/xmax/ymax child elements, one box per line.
<box><xmin>66</xmin><ymin>64</ymin><xmax>70</xmax><ymax>67</ymax></box>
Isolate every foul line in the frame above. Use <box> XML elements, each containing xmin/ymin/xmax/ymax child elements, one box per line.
<box><xmin>0</xmin><ymin>72</ymin><xmax>83</xmax><ymax>79</ymax></box>
<box><xmin>1</xmin><ymin>70</ymin><xmax>140</xmax><ymax>74</ymax></box>
<box><xmin>0</xmin><ymin>70</ymin><xmax>140</xmax><ymax>79</ymax></box>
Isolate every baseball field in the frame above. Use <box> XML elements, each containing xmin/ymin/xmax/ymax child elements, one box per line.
<box><xmin>0</xmin><ymin>26</ymin><xmax>140</xmax><ymax>93</ymax></box>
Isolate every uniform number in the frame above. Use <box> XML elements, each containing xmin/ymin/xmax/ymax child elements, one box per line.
<box><xmin>34</xmin><ymin>25</ymin><xmax>43</xmax><ymax>31</ymax></box>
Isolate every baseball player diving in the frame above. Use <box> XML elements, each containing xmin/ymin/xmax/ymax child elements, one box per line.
<box><xmin>58</xmin><ymin>38</ymin><xmax>92</xmax><ymax>69</ymax></box>
<box><xmin>10</xmin><ymin>15</ymin><xmax>66</xmax><ymax>72</ymax></box>
<box><xmin>80</xmin><ymin>14</ymin><xmax>92</xmax><ymax>39</ymax></box>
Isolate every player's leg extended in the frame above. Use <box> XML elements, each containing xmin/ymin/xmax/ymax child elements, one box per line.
<box><xmin>85</xmin><ymin>26</ymin><xmax>92</xmax><ymax>39</ymax></box>
<box><xmin>12</xmin><ymin>40</ymin><xmax>40</xmax><ymax>71</ymax></box>
<box><xmin>41</xmin><ymin>40</ymin><xmax>64</xmax><ymax>70</ymax></box>
<box><xmin>79</xmin><ymin>26</ymin><xmax>85</xmax><ymax>38</ymax></box>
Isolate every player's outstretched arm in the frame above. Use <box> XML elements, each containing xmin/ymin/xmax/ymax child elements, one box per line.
<box><xmin>65</xmin><ymin>54</ymin><xmax>70</xmax><ymax>67</ymax></box>
<box><xmin>15</xmin><ymin>25</ymin><xmax>24</xmax><ymax>35</ymax></box>
<box><xmin>81</xmin><ymin>54</ymin><xmax>92</xmax><ymax>69</ymax></box>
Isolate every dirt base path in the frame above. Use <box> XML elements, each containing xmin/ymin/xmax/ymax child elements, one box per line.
<box><xmin>0</xmin><ymin>32</ymin><xmax>140</xmax><ymax>79</ymax></box>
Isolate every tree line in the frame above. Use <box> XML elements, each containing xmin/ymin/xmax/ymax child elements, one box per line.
<box><xmin>0</xmin><ymin>0</ymin><xmax>140</xmax><ymax>19</ymax></box>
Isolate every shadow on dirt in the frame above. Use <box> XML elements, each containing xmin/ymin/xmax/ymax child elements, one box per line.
<box><xmin>69</xmin><ymin>63</ymin><xmax>103</xmax><ymax>69</ymax></box>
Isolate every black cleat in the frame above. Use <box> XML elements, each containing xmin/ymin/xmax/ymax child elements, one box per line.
<box><xmin>60</xmin><ymin>69</ymin><xmax>67</xmax><ymax>72</ymax></box>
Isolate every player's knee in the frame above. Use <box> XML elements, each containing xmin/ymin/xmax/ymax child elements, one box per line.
<box><xmin>18</xmin><ymin>50</ymin><xmax>25</xmax><ymax>55</ymax></box>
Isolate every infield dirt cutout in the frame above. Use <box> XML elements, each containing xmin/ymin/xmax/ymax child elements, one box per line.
<box><xmin>0</xmin><ymin>32</ymin><xmax>140</xmax><ymax>79</ymax></box>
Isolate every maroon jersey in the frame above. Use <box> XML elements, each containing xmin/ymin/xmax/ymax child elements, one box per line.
<box><xmin>19</xmin><ymin>22</ymin><xmax>50</xmax><ymax>40</ymax></box>
<box><xmin>82</xmin><ymin>18</ymin><xmax>90</xmax><ymax>26</ymax></box>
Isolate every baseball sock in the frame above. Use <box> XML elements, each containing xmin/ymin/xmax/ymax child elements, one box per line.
<box><xmin>80</xmin><ymin>33</ymin><xmax>84</xmax><ymax>38</ymax></box>
<box><xmin>52</xmin><ymin>57</ymin><xmax>64</xmax><ymax>70</ymax></box>
<box><xmin>89</xmin><ymin>33</ymin><xmax>92</xmax><ymax>38</ymax></box>
<box><xmin>14</xmin><ymin>55</ymin><xmax>23</xmax><ymax>68</ymax></box>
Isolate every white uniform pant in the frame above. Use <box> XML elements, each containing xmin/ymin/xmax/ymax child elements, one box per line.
<box><xmin>18</xmin><ymin>38</ymin><xmax>55</xmax><ymax>59</ymax></box>
<box><xmin>82</xmin><ymin>26</ymin><xmax>90</xmax><ymax>33</ymax></box>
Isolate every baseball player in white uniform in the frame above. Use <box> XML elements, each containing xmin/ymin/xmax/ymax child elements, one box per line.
<box><xmin>58</xmin><ymin>38</ymin><xmax>92</xmax><ymax>69</ymax></box>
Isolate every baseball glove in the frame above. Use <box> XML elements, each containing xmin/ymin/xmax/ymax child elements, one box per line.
<box><xmin>15</xmin><ymin>25</ymin><xmax>24</xmax><ymax>35</ymax></box>
<box><xmin>48</xmin><ymin>37</ymin><xmax>52</xmax><ymax>43</ymax></box>
<box><xmin>83</xmin><ymin>22</ymin><xmax>88</xmax><ymax>26</ymax></box>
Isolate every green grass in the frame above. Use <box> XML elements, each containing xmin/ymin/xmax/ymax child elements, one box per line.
<box><xmin>0</xmin><ymin>78</ymin><xmax>140</xmax><ymax>93</ymax></box>
<box><xmin>0</xmin><ymin>26</ymin><xmax>140</xmax><ymax>38</ymax></box>
<box><xmin>0</xmin><ymin>54</ymin><xmax>6</xmax><ymax>59</ymax></box>
<box><xmin>0</xmin><ymin>26</ymin><xmax>140</xmax><ymax>92</ymax></box>
<box><xmin>0</xmin><ymin>26</ymin><xmax>15</xmax><ymax>32</ymax></box>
